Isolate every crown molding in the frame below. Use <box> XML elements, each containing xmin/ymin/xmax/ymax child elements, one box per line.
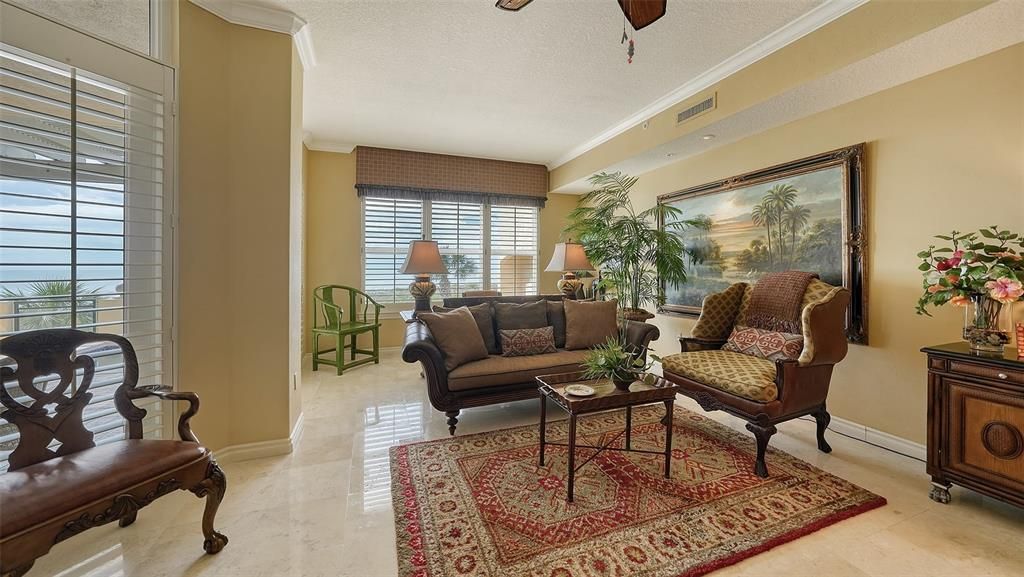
<box><xmin>548</xmin><ymin>0</ymin><xmax>869</xmax><ymax>169</ymax></box>
<box><xmin>304</xmin><ymin>138</ymin><xmax>356</xmax><ymax>154</ymax></box>
<box><xmin>189</xmin><ymin>0</ymin><xmax>316</xmax><ymax>70</ymax></box>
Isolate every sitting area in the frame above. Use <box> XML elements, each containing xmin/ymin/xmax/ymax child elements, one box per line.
<box><xmin>402</xmin><ymin>295</ymin><xmax>660</xmax><ymax>434</ymax></box>
<box><xmin>311</xmin><ymin>285</ymin><xmax>384</xmax><ymax>375</ymax></box>
<box><xmin>0</xmin><ymin>330</ymin><xmax>227</xmax><ymax>577</ymax></box>
<box><xmin>660</xmin><ymin>273</ymin><xmax>851</xmax><ymax>477</ymax></box>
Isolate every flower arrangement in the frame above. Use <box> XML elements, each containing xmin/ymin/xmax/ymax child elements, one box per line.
<box><xmin>580</xmin><ymin>337</ymin><xmax>653</xmax><ymax>390</ymax></box>
<box><xmin>915</xmin><ymin>226</ymin><xmax>1024</xmax><ymax>315</ymax></box>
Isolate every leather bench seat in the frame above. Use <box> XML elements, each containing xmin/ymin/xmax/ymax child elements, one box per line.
<box><xmin>661</xmin><ymin>350</ymin><xmax>778</xmax><ymax>403</ymax></box>
<box><xmin>0</xmin><ymin>440</ymin><xmax>208</xmax><ymax>537</ymax></box>
<box><xmin>448</xmin><ymin>350</ymin><xmax>590</xmax><ymax>391</ymax></box>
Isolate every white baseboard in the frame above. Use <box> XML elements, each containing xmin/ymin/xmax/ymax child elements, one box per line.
<box><xmin>215</xmin><ymin>411</ymin><xmax>305</xmax><ymax>464</ymax></box>
<box><xmin>826</xmin><ymin>415</ymin><xmax>927</xmax><ymax>462</ymax></box>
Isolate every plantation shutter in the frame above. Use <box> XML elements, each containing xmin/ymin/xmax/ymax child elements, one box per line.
<box><xmin>489</xmin><ymin>205</ymin><xmax>538</xmax><ymax>296</ymax></box>
<box><xmin>363</xmin><ymin>197</ymin><xmax>423</xmax><ymax>303</ymax></box>
<box><xmin>430</xmin><ymin>201</ymin><xmax>483</xmax><ymax>299</ymax></box>
<box><xmin>0</xmin><ymin>6</ymin><xmax>175</xmax><ymax>471</ymax></box>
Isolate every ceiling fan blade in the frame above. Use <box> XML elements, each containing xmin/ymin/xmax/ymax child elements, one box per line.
<box><xmin>495</xmin><ymin>0</ymin><xmax>535</xmax><ymax>11</ymax></box>
<box><xmin>618</xmin><ymin>0</ymin><xmax>667</xmax><ymax>30</ymax></box>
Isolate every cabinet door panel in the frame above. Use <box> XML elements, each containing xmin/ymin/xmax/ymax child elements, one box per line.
<box><xmin>946</xmin><ymin>379</ymin><xmax>1024</xmax><ymax>490</ymax></box>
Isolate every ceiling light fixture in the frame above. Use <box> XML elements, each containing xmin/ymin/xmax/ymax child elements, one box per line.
<box><xmin>702</xmin><ymin>134</ymin><xmax>716</xmax><ymax>140</ymax></box>
<box><xmin>497</xmin><ymin>0</ymin><xmax>667</xmax><ymax>64</ymax></box>
<box><xmin>495</xmin><ymin>0</ymin><xmax>534</xmax><ymax>10</ymax></box>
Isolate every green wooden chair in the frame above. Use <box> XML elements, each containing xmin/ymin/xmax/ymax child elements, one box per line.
<box><xmin>312</xmin><ymin>285</ymin><xmax>384</xmax><ymax>375</ymax></box>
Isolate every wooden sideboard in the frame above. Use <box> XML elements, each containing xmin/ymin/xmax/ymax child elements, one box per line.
<box><xmin>922</xmin><ymin>342</ymin><xmax>1024</xmax><ymax>508</ymax></box>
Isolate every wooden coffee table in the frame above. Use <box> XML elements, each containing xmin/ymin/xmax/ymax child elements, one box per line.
<box><xmin>536</xmin><ymin>371</ymin><xmax>679</xmax><ymax>502</ymax></box>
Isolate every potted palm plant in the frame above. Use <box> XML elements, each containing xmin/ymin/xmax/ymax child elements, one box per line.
<box><xmin>566</xmin><ymin>172</ymin><xmax>695</xmax><ymax>321</ymax></box>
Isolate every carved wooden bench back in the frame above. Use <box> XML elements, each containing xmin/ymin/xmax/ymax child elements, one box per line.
<box><xmin>0</xmin><ymin>329</ymin><xmax>139</xmax><ymax>471</ymax></box>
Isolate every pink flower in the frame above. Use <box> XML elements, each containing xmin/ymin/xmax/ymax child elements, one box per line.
<box><xmin>927</xmin><ymin>284</ymin><xmax>947</xmax><ymax>294</ymax></box>
<box><xmin>949</xmin><ymin>295</ymin><xmax>970</xmax><ymax>307</ymax></box>
<box><xmin>946</xmin><ymin>250</ymin><xmax>964</xmax><ymax>268</ymax></box>
<box><xmin>985</xmin><ymin>277</ymin><xmax>1024</xmax><ymax>304</ymax></box>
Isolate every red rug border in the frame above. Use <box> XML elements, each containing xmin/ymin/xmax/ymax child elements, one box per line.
<box><xmin>389</xmin><ymin>412</ymin><xmax>889</xmax><ymax>577</ymax></box>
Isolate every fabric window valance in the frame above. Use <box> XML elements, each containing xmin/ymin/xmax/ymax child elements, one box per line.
<box><xmin>355</xmin><ymin>146</ymin><xmax>548</xmax><ymax>208</ymax></box>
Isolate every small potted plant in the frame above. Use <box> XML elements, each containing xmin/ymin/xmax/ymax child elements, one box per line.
<box><xmin>581</xmin><ymin>336</ymin><xmax>654</xmax><ymax>390</ymax></box>
<box><xmin>915</xmin><ymin>226</ymin><xmax>1024</xmax><ymax>352</ymax></box>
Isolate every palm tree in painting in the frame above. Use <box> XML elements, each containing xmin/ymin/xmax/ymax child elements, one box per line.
<box><xmin>783</xmin><ymin>205</ymin><xmax>812</xmax><ymax>266</ymax></box>
<box><xmin>765</xmin><ymin>184</ymin><xmax>799</xmax><ymax>263</ymax></box>
<box><xmin>750</xmin><ymin>200</ymin><xmax>774</xmax><ymax>268</ymax></box>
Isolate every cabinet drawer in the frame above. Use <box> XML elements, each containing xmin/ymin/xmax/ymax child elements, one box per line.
<box><xmin>948</xmin><ymin>360</ymin><xmax>1024</xmax><ymax>385</ymax></box>
<box><xmin>945</xmin><ymin>380</ymin><xmax>1024</xmax><ymax>492</ymax></box>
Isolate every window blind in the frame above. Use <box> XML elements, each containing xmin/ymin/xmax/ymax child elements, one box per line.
<box><xmin>490</xmin><ymin>205</ymin><xmax>538</xmax><ymax>296</ymax></box>
<box><xmin>0</xmin><ymin>42</ymin><xmax>173</xmax><ymax>470</ymax></box>
<box><xmin>363</xmin><ymin>197</ymin><xmax>423</xmax><ymax>303</ymax></box>
<box><xmin>362</xmin><ymin>198</ymin><xmax>538</xmax><ymax>303</ymax></box>
<box><xmin>430</xmin><ymin>201</ymin><xmax>483</xmax><ymax>299</ymax></box>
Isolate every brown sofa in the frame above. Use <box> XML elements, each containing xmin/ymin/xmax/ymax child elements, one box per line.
<box><xmin>402</xmin><ymin>295</ymin><xmax>660</xmax><ymax>434</ymax></box>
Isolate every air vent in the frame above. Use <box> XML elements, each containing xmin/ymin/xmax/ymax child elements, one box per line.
<box><xmin>676</xmin><ymin>93</ymin><xmax>716</xmax><ymax>125</ymax></box>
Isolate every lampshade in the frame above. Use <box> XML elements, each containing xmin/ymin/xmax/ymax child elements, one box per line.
<box><xmin>544</xmin><ymin>242</ymin><xmax>594</xmax><ymax>272</ymax></box>
<box><xmin>400</xmin><ymin>240</ymin><xmax>447</xmax><ymax>275</ymax></box>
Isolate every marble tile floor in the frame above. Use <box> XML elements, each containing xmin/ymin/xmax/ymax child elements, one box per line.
<box><xmin>31</xmin><ymin>350</ymin><xmax>1024</xmax><ymax>577</ymax></box>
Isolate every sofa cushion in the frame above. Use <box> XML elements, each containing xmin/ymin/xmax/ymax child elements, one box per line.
<box><xmin>563</xmin><ymin>299</ymin><xmax>618</xmax><ymax>350</ymax></box>
<box><xmin>722</xmin><ymin>325</ymin><xmax>803</xmax><ymax>362</ymax></box>
<box><xmin>416</xmin><ymin>307</ymin><xmax>490</xmax><ymax>371</ymax></box>
<box><xmin>500</xmin><ymin>326</ymin><xmax>557</xmax><ymax>357</ymax></box>
<box><xmin>0</xmin><ymin>440</ymin><xmax>208</xmax><ymax>537</ymax></box>
<box><xmin>546</xmin><ymin>300</ymin><xmax>567</xmax><ymax>348</ymax></box>
<box><xmin>494</xmin><ymin>300</ymin><xmax>547</xmax><ymax>352</ymax></box>
<box><xmin>448</xmin><ymin>350</ymin><xmax>590</xmax><ymax>391</ymax></box>
<box><xmin>660</xmin><ymin>350</ymin><xmax>778</xmax><ymax>403</ymax></box>
<box><xmin>434</xmin><ymin>302</ymin><xmax>497</xmax><ymax>354</ymax></box>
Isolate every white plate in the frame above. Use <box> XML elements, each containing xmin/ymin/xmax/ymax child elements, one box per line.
<box><xmin>564</xmin><ymin>384</ymin><xmax>596</xmax><ymax>397</ymax></box>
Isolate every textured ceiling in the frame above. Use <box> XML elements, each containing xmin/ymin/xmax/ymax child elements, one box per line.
<box><xmin>268</xmin><ymin>0</ymin><xmax>823</xmax><ymax>164</ymax></box>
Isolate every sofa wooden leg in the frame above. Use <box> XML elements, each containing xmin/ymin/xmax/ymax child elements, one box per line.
<box><xmin>119</xmin><ymin>510</ymin><xmax>138</xmax><ymax>528</ymax></box>
<box><xmin>745</xmin><ymin>422</ymin><xmax>777</xmax><ymax>478</ymax></box>
<box><xmin>812</xmin><ymin>408</ymin><xmax>833</xmax><ymax>453</ymax></box>
<box><xmin>445</xmin><ymin>410</ymin><xmax>460</xmax><ymax>436</ymax></box>
<box><xmin>189</xmin><ymin>461</ymin><xmax>229</xmax><ymax>554</ymax></box>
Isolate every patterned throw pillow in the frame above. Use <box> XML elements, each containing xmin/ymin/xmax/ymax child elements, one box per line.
<box><xmin>499</xmin><ymin>326</ymin><xmax>557</xmax><ymax>357</ymax></box>
<box><xmin>722</xmin><ymin>325</ymin><xmax>804</xmax><ymax>362</ymax></box>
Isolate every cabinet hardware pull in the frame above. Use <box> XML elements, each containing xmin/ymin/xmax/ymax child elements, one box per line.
<box><xmin>997</xmin><ymin>373</ymin><xmax>1008</xmax><ymax>380</ymax></box>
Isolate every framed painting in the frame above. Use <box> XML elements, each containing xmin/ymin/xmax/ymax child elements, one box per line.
<box><xmin>658</xmin><ymin>144</ymin><xmax>867</xmax><ymax>343</ymax></box>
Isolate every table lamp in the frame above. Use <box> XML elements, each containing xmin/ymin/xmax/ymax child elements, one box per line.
<box><xmin>544</xmin><ymin>240</ymin><xmax>594</xmax><ymax>298</ymax></box>
<box><xmin>401</xmin><ymin>240</ymin><xmax>447</xmax><ymax>313</ymax></box>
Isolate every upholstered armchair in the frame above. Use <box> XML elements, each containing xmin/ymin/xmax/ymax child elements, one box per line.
<box><xmin>660</xmin><ymin>279</ymin><xmax>850</xmax><ymax>477</ymax></box>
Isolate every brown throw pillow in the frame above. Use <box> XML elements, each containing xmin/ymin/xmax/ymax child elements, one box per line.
<box><xmin>493</xmin><ymin>300</ymin><xmax>547</xmax><ymax>351</ymax></box>
<box><xmin>546</xmin><ymin>300</ymin><xmax>566</xmax><ymax>348</ymax></box>
<box><xmin>563</xmin><ymin>299</ymin><xmax>618</xmax><ymax>350</ymax></box>
<box><xmin>433</xmin><ymin>302</ymin><xmax>497</xmax><ymax>355</ymax></box>
<box><xmin>722</xmin><ymin>325</ymin><xmax>804</xmax><ymax>362</ymax></box>
<box><xmin>499</xmin><ymin>327</ymin><xmax>557</xmax><ymax>357</ymax></box>
<box><xmin>416</xmin><ymin>307</ymin><xmax>489</xmax><ymax>371</ymax></box>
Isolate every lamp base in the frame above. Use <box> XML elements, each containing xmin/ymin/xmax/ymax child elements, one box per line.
<box><xmin>409</xmin><ymin>275</ymin><xmax>437</xmax><ymax>312</ymax></box>
<box><xmin>556</xmin><ymin>272</ymin><xmax>583</xmax><ymax>298</ymax></box>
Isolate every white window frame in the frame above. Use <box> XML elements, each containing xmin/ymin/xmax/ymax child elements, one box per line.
<box><xmin>359</xmin><ymin>197</ymin><xmax>540</xmax><ymax>317</ymax></box>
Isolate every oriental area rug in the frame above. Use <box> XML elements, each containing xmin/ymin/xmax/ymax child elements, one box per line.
<box><xmin>390</xmin><ymin>405</ymin><xmax>885</xmax><ymax>577</ymax></box>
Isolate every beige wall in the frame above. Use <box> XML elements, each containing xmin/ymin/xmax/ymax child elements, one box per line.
<box><xmin>303</xmin><ymin>151</ymin><xmax>578</xmax><ymax>353</ymax></box>
<box><xmin>178</xmin><ymin>2</ymin><xmax>298</xmax><ymax>450</ymax></box>
<box><xmin>627</xmin><ymin>45</ymin><xmax>1024</xmax><ymax>444</ymax></box>
<box><xmin>549</xmin><ymin>0</ymin><xmax>991</xmax><ymax>190</ymax></box>
<box><xmin>288</xmin><ymin>44</ymin><xmax>304</xmax><ymax>432</ymax></box>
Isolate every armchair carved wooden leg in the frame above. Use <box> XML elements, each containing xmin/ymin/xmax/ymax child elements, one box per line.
<box><xmin>189</xmin><ymin>461</ymin><xmax>229</xmax><ymax>554</ymax></box>
<box><xmin>746</xmin><ymin>422</ymin><xmax>777</xmax><ymax>478</ymax></box>
<box><xmin>812</xmin><ymin>407</ymin><xmax>833</xmax><ymax>453</ymax></box>
<box><xmin>445</xmin><ymin>410</ymin><xmax>460</xmax><ymax>436</ymax></box>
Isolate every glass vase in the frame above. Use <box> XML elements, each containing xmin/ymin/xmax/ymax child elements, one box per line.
<box><xmin>963</xmin><ymin>294</ymin><xmax>1010</xmax><ymax>353</ymax></box>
